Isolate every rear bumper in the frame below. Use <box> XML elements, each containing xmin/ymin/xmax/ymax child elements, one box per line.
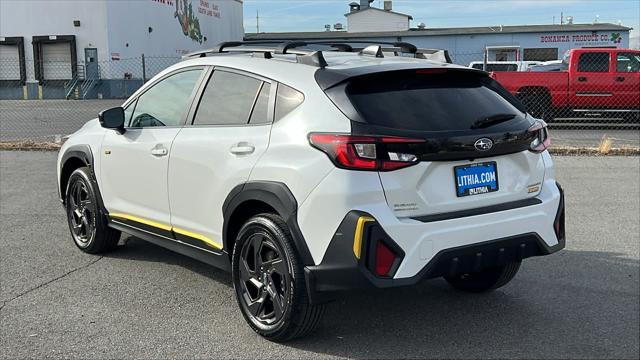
<box><xmin>304</xmin><ymin>182</ymin><xmax>565</xmax><ymax>304</ymax></box>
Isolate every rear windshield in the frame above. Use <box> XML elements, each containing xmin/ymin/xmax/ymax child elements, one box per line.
<box><xmin>345</xmin><ymin>70</ymin><xmax>525</xmax><ymax>132</ymax></box>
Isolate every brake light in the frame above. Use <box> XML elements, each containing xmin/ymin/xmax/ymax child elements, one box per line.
<box><xmin>375</xmin><ymin>241</ymin><xmax>396</xmax><ymax>277</ymax></box>
<box><xmin>308</xmin><ymin>133</ymin><xmax>425</xmax><ymax>171</ymax></box>
<box><xmin>528</xmin><ymin>120</ymin><xmax>551</xmax><ymax>153</ymax></box>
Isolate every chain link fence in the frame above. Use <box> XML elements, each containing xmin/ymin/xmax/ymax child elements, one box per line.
<box><xmin>449</xmin><ymin>51</ymin><xmax>640</xmax><ymax>151</ymax></box>
<box><xmin>0</xmin><ymin>55</ymin><xmax>179</xmax><ymax>143</ymax></box>
<box><xmin>1</xmin><ymin>52</ymin><xmax>638</xmax><ymax>152</ymax></box>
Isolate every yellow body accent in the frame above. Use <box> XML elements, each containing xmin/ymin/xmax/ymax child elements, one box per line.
<box><xmin>22</xmin><ymin>86</ymin><xmax>28</xmax><ymax>100</ymax></box>
<box><xmin>37</xmin><ymin>85</ymin><xmax>43</xmax><ymax>100</ymax></box>
<box><xmin>109</xmin><ymin>213</ymin><xmax>173</xmax><ymax>232</ymax></box>
<box><xmin>353</xmin><ymin>216</ymin><xmax>375</xmax><ymax>259</ymax></box>
<box><xmin>109</xmin><ymin>213</ymin><xmax>222</xmax><ymax>249</ymax></box>
<box><xmin>173</xmin><ymin>227</ymin><xmax>222</xmax><ymax>250</ymax></box>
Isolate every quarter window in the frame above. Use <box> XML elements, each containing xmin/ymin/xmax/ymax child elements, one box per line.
<box><xmin>129</xmin><ymin>69</ymin><xmax>203</xmax><ymax>127</ymax></box>
<box><xmin>275</xmin><ymin>84</ymin><xmax>304</xmax><ymax>121</ymax></box>
<box><xmin>194</xmin><ymin>70</ymin><xmax>265</xmax><ymax>126</ymax></box>
<box><xmin>577</xmin><ymin>52</ymin><xmax>609</xmax><ymax>73</ymax></box>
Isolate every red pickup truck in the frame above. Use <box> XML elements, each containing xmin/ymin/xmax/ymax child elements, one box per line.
<box><xmin>491</xmin><ymin>48</ymin><xmax>639</xmax><ymax>121</ymax></box>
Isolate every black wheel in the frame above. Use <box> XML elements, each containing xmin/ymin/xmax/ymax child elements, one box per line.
<box><xmin>65</xmin><ymin>167</ymin><xmax>120</xmax><ymax>254</ymax></box>
<box><xmin>232</xmin><ymin>213</ymin><xmax>324</xmax><ymax>342</ymax></box>
<box><xmin>445</xmin><ymin>261</ymin><xmax>521</xmax><ymax>293</ymax></box>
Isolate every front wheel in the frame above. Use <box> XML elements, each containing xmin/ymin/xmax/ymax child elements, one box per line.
<box><xmin>445</xmin><ymin>261</ymin><xmax>521</xmax><ymax>293</ymax></box>
<box><xmin>65</xmin><ymin>167</ymin><xmax>120</xmax><ymax>254</ymax></box>
<box><xmin>232</xmin><ymin>213</ymin><xmax>324</xmax><ymax>342</ymax></box>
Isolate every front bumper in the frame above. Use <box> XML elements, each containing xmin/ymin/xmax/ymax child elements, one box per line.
<box><xmin>304</xmin><ymin>182</ymin><xmax>565</xmax><ymax>304</ymax></box>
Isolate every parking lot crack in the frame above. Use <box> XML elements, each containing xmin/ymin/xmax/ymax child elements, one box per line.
<box><xmin>0</xmin><ymin>256</ymin><xmax>103</xmax><ymax>312</ymax></box>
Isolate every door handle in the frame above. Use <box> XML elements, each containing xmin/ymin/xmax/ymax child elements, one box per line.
<box><xmin>578</xmin><ymin>77</ymin><xmax>587</xmax><ymax>82</ymax></box>
<box><xmin>230</xmin><ymin>142</ymin><xmax>255</xmax><ymax>155</ymax></box>
<box><xmin>615</xmin><ymin>77</ymin><xmax>625</xmax><ymax>82</ymax></box>
<box><xmin>150</xmin><ymin>147</ymin><xmax>168</xmax><ymax>157</ymax></box>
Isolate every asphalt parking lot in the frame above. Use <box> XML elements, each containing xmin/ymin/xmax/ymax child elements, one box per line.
<box><xmin>1</xmin><ymin>151</ymin><xmax>638</xmax><ymax>359</ymax></box>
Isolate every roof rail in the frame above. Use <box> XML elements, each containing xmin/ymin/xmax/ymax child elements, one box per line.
<box><xmin>181</xmin><ymin>40</ymin><xmax>423</xmax><ymax>67</ymax></box>
<box><xmin>182</xmin><ymin>41</ymin><xmax>329</xmax><ymax>68</ymax></box>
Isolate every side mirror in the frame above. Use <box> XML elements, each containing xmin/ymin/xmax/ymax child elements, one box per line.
<box><xmin>98</xmin><ymin>107</ymin><xmax>125</xmax><ymax>134</ymax></box>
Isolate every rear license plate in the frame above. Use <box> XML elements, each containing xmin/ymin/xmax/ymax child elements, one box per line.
<box><xmin>454</xmin><ymin>162</ymin><xmax>499</xmax><ymax>197</ymax></box>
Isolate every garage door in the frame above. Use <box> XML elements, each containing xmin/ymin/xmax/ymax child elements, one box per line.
<box><xmin>42</xmin><ymin>42</ymin><xmax>72</xmax><ymax>80</ymax></box>
<box><xmin>0</xmin><ymin>44</ymin><xmax>20</xmax><ymax>80</ymax></box>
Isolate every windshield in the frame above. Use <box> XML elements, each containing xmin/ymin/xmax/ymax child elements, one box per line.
<box><xmin>345</xmin><ymin>70</ymin><xmax>526</xmax><ymax>132</ymax></box>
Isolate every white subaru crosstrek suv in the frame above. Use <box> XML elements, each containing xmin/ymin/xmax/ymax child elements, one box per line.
<box><xmin>57</xmin><ymin>41</ymin><xmax>565</xmax><ymax>341</ymax></box>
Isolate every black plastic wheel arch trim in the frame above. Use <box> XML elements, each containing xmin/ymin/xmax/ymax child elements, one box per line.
<box><xmin>554</xmin><ymin>181</ymin><xmax>566</xmax><ymax>250</ymax></box>
<box><xmin>59</xmin><ymin>144</ymin><xmax>94</xmax><ymax>202</ymax></box>
<box><xmin>222</xmin><ymin>181</ymin><xmax>315</xmax><ymax>266</ymax></box>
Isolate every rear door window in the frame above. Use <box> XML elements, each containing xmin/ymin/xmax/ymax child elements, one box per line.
<box><xmin>577</xmin><ymin>52</ymin><xmax>610</xmax><ymax>72</ymax></box>
<box><xmin>193</xmin><ymin>70</ymin><xmax>266</xmax><ymax>126</ymax></box>
<box><xmin>249</xmin><ymin>82</ymin><xmax>271</xmax><ymax>124</ymax></box>
<box><xmin>345</xmin><ymin>70</ymin><xmax>525</xmax><ymax>132</ymax></box>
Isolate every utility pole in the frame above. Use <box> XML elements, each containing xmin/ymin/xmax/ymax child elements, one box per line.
<box><xmin>256</xmin><ymin>10</ymin><xmax>260</xmax><ymax>33</ymax></box>
<box><xmin>560</xmin><ymin>12</ymin><xmax>564</xmax><ymax>25</ymax></box>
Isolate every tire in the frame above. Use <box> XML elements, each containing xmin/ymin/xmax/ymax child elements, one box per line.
<box><xmin>65</xmin><ymin>167</ymin><xmax>120</xmax><ymax>254</ymax></box>
<box><xmin>232</xmin><ymin>213</ymin><xmax>325</xmax><ymax>342</ymax></box>
<box><xmin>445</xmin><ymin>261</ymin><xmax>521</xmax><ymax>293</ymax></box>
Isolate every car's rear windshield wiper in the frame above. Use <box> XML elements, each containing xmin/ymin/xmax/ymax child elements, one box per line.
<box><xmin>470</xmin><ymin>113</ymin><xmax>517</xmax><ymax>129</ymax></box>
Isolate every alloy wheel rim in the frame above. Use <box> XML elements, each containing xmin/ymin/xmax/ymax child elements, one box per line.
<box><xmin>69</xmin><ymin>179</ymin><xmax>95</xmax><ymax>246</ymax></box>
<box><xmin>238</xmin><ymin>232</ymin><xmax>291</xmax><ymax>326</ymax></box>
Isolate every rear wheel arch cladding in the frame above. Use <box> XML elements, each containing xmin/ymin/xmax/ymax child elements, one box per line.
<box><xmin>222</xmin><ymin>182</ymin><xmax>315</xmax><ymax>266</ymax></box>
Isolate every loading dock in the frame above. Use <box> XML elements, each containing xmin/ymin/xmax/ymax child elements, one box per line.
<box><xmin>32</xmin><ymin>35</ymin><xmax>77</xmax><ymax>83</ymax></box>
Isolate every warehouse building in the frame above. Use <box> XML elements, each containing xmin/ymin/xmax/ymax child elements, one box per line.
<box><xmin>0</xmin><ymin>0</ymin><xmax>243</xmax><ymax>99</ymax></box>
<box><xmin>246</xmin><ymin>0</ymin><xmax>632</xmax><ymax>65</ymax></box>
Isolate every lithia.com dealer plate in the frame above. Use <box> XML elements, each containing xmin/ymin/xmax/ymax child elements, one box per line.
<box><xmin>454</xmin><ymin>161</ymin><xmax>499</xmax><ymax>197</ymax></box>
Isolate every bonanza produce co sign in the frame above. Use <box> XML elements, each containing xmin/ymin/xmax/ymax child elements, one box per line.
<box><xmin>539</xmin><ymin>32</ymin><xmax>624</xmax><ymax>47</ymax></box>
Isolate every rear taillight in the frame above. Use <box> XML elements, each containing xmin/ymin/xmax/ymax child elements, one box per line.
<box><xmin>375</xmin><ymin>241</ymin><xmax>397</xmax><ymax>277</ymax></box>
<box><xmin>308</xmin><ymin>133</ymin><xmax>425</xmax><ymax>171</ymax></box>
<box><xmin>528</xmin><ymin>120</ymin><xmax>551</xmax><ymax>153</ymax></box>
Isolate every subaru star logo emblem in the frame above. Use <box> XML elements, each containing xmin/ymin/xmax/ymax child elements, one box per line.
<box><xmin>474</xmin><ymin>138</ymin><xmax>493</xmax><ymax>151</ymax></box>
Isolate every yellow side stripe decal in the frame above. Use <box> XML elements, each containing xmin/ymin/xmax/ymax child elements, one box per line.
<box><xmin>109</xmin><ymin>213</ymin><xmax>222</xmax><ymax>250</ymax></box>
<box><xmin>173</xmin><ymin>227</ymin><xmax>222</xmax><ymax>250</ymax></box>
<box><xmin>353</xmin><ymin>216</ymin><xmax>375</xmax><ymax>259</ymax></box>
<box><xmin>110</xmin><ymin>213</ymin><xmax>173</xmax><ymax>232</ymax></box>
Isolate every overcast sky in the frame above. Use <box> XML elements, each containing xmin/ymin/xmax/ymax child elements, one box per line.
<box><xmin>243</xmin><ymin>0</ymin><xmax>639</xmax><ymax>46</ymax></box>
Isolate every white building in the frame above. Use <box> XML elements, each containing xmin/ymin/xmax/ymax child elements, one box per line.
<box><xmin>0</xmin><ymin>0</ymin><xmax>243</xmax><ymax>99</ymax></box>
<box><xmin>346</xmin><ymin>0</ymin><xmax>412</xmax><ymax>33</ymax></box>
<box><xmin>247</xmin><ymin>1</ymin><xmax>632</xmax><ymax>66</ymax></box>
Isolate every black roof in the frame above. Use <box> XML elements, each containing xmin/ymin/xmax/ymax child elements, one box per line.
<box><xmin>245</xmin><ymin>23</ymin><xmax>632</xmax><ymax>41</ymax></box>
